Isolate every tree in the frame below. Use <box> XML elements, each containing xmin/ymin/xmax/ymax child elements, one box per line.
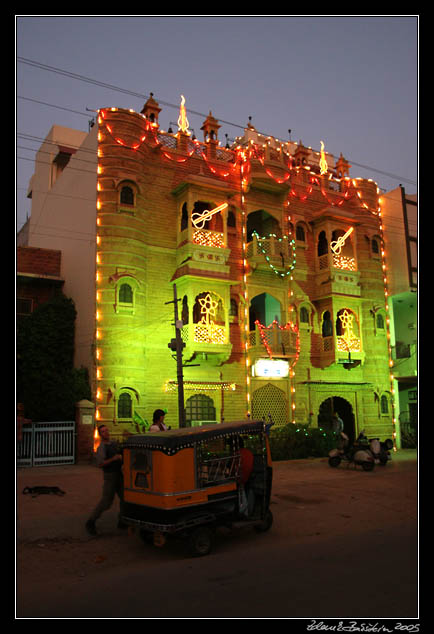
<box><xmin>17</xmin><ymin>293</ymin><xmax>91</xmax><ymax>421</ymax></box>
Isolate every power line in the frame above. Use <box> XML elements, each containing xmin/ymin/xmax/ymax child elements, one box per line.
<box><xmin>17</xmin><ymin>56</ymin><xmax>417</xmax><ymax>188</ymax></box>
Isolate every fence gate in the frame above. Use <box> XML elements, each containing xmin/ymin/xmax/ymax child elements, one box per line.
<box><xmin>17</xmin><ymin>421</ymin><xmax>76</xmax><ymax>467</ymax></box>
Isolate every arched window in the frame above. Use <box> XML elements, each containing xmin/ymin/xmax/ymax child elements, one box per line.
<box><xmin>376</xmin><ymin>313</ymin><xmax>385</xmax><ymax>330</ymax></box>
<box><xmin>118</xmin><ymin>392</ymin><xmax>132</xmax><ymax>419</ymax></box>
<box><xmin>114</xmin><ymin>277</ymin><xmax>138</xmax><ymax>314</ymax></box>
<box><xmin>318</xmin><ymin>231</ymin><xmax>328</xmax><ymax>256</ymax></box>
<box><xmin>119</xmin><ymin>283</ymin><xmax>133</xmax><ymax>304</ymax></box>
<box><xmin>372</xmin><ymin>238</ymin><xmax>380</xmax><ymax>254</ymax></box>
<box><xmin>185</xmin><ymin>394</ymin><xmax>216</xmax><ymax>425</ymax></box>
<box><xmin>120</xmin><ymin>185</ymin><xmax>134</xmax><ymax>206</ymax></box>
<box><xmin>180</xmin><ymin>203</ymin><xmax>188</xmax><ymax>231</ymax></box>
<box><xmin>322</xmin><ymin>311</ymin><xmax>333</xmax><ymax>337</ymax></box>
<box><xmin>230</xmin><ymin>298</ymin><xmax>238</xmax><ymax>317</ymax></box>
<box><xmin>300</xmin><ymin>306</ymin><xmax>309</xmax><ymax>323</ymax></box>
<box><xmin>296</xmin><ymin>224</ymin><xmax>305</xmax><ymax>241</ymax></box>
<box><xmin>380</xmin><ymin>394</ymin><xmax>389</xmax><ymax>414</ymax></box>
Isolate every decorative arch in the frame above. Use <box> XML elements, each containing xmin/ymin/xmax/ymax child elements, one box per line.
<box><xmin>252</xmin><ymin>383</ymin><xmax>288</xmax><ymax>427</ymax></box>
<box><xmin>318</xmin><ymin>395</ymin><xmax>355</xmax><ymax>443</ymax></box>
<box><xmin>185</xmin><ymin>393</ymin><xmax>217</xmax><ymax>425</ymax></box>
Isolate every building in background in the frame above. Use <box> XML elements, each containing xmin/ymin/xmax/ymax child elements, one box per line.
<box><xmin>17</xmin><ymin>95</ymin><xmax>399</xmax><ymax>446</ymax></box>
<box><xmin>380</xmin><ymin>186</ymin><xmax>417</xmax><ymax>445</ymax></box>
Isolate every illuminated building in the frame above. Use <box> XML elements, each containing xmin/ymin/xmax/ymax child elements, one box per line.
<box><xmin>19</xmin><ymin>95</ymin><xmax>396</xmax><ymax>445</ymax></box>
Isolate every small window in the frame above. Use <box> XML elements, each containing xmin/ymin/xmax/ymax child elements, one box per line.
<box><xmin>118</xmin><ymin>392</ymin><xmax>132</xmax><ymax>419</ymax></box>
<box><xmin>300</xmin><ymin>306</ymin><xmax>309</xmax><ymax>323</ymax></box>
<box><xmin>376</xmin><ymin>313</ymin><xmax>385</xmax><ymax>330</ymax></box>
<box><xmin>180</xmin><ymin>203</ymin><xmax>188</xmax><ymax>231</ymax></box>
<box><xmin>380</xmin><ymin>395</ymin><xmax>389</xmax><ymax>414</ymax></box>
<box><xmin>230</xmin><ymin>298</ymin><xmax>238</xmax><ymax>317</ymax></box>
<box><xmin>120</xmin><ymin>186</ymin><xmax>134</xmax><ymax>206</ymax></box>
<box><xmin>296</xmin><ymin>224</ymin><xmax>305</xmax><ymax>241</ymax></box>
<box><xmin>119</xmin><ymin>283</ymin><xmax>133</xmax><ymax>304</ymax></box>
<box><xmin>318</xmin><ymin>231</ymin><xmax>328</xmax><ymax>256</ymax></box>
<box><xmin>227</xmin><ymin>210</ymin><xmax>236</xmax><ymax>228</ymax></box>
<box><xmin>322</xmin><ymin>310</ymin><xmax>333</xmax><ymax>337</ymax></box>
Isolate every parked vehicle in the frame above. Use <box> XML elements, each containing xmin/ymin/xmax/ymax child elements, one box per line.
<box><xmin>369</xmin><ymin>437</ymin><xmax>394</xmax><ymax>465</ymax></box>
<box><xmin>120</xmin><ymin>420</ymin><xmax>273</xmax><ymax>556</ymax></box>
<box><xmin>328</xmin><ymin>430</ymin><xmax>375</xmax><ymax>471</ymax></box>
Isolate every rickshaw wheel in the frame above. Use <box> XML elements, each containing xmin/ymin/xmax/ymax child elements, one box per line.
<box><xmin>254</xmin><ymin>509</ymin><xmax>273</xmax><ymax>533</ymax></box>
<box><xmin>187</xmin><ymin>526</ymin><xmax>214</xmax><ymax>557</ymax></box>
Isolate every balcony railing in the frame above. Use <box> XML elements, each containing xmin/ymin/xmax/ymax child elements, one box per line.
<box><xmin>248</xmin><ymin>323</ymin><xmax>298</xmax><ymax>357</ymax></box>
<box><xmin>246</xmin><ymin>234</ymin><xmax>291</xmax><ymax>261</ymax></box>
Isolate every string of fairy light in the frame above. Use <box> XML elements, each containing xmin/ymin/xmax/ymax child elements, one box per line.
<box><xmin>95</xmin><ymin>101</ymin><xmax>397</xmax><ymax>443</ymax></box>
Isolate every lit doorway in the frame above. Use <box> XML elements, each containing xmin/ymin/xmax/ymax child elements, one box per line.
<box><xmin>318</xmin><ymin>396</ymin><xmax>355</xmax><ymax>444</ymax></box>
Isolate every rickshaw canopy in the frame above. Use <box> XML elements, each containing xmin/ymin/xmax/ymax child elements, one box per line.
<box><xmin>122</xmin><ymin>420</ymin><xmax>267</xmax><ymax>455</ymax></box>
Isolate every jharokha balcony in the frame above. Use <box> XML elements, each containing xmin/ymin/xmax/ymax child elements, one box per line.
<box><xmin>246</xmin><ymin>233</ymin><xmax>296</xmax><ymax>277</ymax></box>
<box><xmin>248</xmin><ymin>320</ymin><xmax>299</xmax><ymax>360</ymax></box>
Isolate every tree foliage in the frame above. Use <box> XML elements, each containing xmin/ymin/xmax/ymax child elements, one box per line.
<box><xmin>17</xmin><ymin>293</ymin><xmax>91</xmax><ymax>421</ymax></box>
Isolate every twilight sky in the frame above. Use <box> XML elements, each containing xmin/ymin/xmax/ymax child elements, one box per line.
<box><xmin>16</xmin><ymin>15</ymin><xmax>418</xmax><ymax>232</ymax></box>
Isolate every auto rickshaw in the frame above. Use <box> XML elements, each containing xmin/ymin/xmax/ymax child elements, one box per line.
<box><xmin>121</xmin><ymin>419</ymin><xmax>273</xmax><ymax>556</ymax></box>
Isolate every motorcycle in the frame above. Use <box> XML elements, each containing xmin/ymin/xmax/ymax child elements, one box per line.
<box><xmin>328</xmin><ymin>430</ymin><xmax>375</xmax><ymax>471</ymax></box>
<box><xmin>369</xmin><ymin>437</ymin><xmax>393</xmax><ymax>465</ymax></box>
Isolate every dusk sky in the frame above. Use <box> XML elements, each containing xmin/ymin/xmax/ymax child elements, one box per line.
<box><xmin>16</xmin><ymin>15</ymin><xmax>418</xmax><ymax>232</ymax></box>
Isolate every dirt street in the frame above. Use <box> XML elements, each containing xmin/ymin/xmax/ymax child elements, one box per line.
<box><xmin>16</xmin><ymin>450</ymin><xmax>418</xmax><ymax>619</ymax></box>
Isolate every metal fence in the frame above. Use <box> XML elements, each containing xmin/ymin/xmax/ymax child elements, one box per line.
<box><xmin>17</xmin><ymin>421</ymin><xmax>76</xmax><ymax>467</ymax></box>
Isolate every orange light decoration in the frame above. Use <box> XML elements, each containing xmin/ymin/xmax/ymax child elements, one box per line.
<box><xmin>177</xmin><ymin>95</ymin><xmax>190</xmax><ymax>134</ymax></box>
<box><xmin>319</xmin><ymin>141</ymin><xmax>328</xmax><ymax>175</ymax></box>
<box><xmin>377</xmin><ymin>204</ymin><xmax>398</xmax><ymax>450</ymax></box>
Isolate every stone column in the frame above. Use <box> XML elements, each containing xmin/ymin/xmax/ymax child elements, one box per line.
<box><xmin>75</xmin><ymin>399</ymin><xmax>96</xmax><ymax>462</ymax></box>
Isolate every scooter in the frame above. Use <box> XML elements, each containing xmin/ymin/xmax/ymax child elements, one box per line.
<box><xmin>369</xmin><ymin>437</ymin><xmax>393</xmax><ymax>465</ymax></box>
<box><xmin>328</xmin><ymin>430</ymin><xmax>375</xmax><ymax>471</ymax></box>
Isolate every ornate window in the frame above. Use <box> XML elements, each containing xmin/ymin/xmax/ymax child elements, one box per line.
<box><xmin>380</xmin><ymin>394</ymin><xmax>389</xmax><ymax>414</ymax></box>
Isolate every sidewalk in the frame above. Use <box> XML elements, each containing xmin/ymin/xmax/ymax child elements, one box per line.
<box><xmin>16</xmin><ymin>449</ymin><xmax>417</xmax><ymax>543</ymax></box>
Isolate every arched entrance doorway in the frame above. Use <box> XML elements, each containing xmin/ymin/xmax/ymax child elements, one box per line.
<box><xmin>318</xmin><ymin>396</ymin><xmax>355</xmax><ymax>444</ymax></box>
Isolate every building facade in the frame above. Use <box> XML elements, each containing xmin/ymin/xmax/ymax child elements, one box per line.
<box><xmin>19</xmin><ymin>95</ymin><xmax>397</xmax><ymax>445</ymax></box>
<box><xmin>380</xmin><ymin>186</ymin><xmax>417</xmax><ymax>444</ymax></box>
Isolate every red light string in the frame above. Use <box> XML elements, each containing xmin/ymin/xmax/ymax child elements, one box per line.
<box><xmin>99</xmin><ymin>108</ymin><xmax>379</xmax><ymax>215</ymax></box>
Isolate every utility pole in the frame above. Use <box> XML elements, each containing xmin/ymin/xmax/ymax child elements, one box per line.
<box><xmin>166</xmin><ymin>284</ymin><xmax>186</xmax><ymax>428</ymax></box>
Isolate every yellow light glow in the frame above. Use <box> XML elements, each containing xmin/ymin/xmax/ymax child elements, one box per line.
<box><xmin>319</xmin><ymin>141</ymin><xmax>328</xmax><ymax>175</ymax></box>
<box><xmin>177</xmin><ymin>95</ymin><xmax>190</xmax><ymax>134</ymax></box>
<box><xmin>330</xmin><ymin>227</ymin><xmax>354</xmax><ymax>255</ymax></box>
